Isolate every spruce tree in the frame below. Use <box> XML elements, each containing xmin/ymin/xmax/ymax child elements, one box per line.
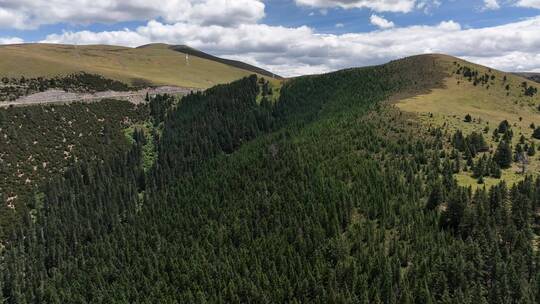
<box><xmin>494</xmin><ymin>140</ymin><xmax>512</xmax><ymax>169</ymax></box>
<box><xmin>426</xmin><ymin>183</ymin><xmax>443</xmax><ymax>211</ymax></box>
<box><xmin>498</xmin><ymin>120</ymin><xmax>510</xmax><ymax>134</ymax></box>
<box><xmin>490</xmin><ymin>161</ymin><xmax>502</xmax><ymax>178</ymax></box>
<box><xmin>528</xmin><ymin>143</ymin><xmax>536</xmax><ymax>156</ymax></box>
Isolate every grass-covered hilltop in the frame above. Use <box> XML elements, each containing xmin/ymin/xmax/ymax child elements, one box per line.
<box><xmin>1</xmin><ymin>53</ymin><xmax>540</xmax><ymax>303</ymax></box>
<box><xmin>397</xmin><ymin>54</ymin><xmax>540</xmax><ymax>188</ymax></box>
<box><xmin>0</xmin><ymin>43</ymin><xmax>281</xmax><ymax>101</ymax></box>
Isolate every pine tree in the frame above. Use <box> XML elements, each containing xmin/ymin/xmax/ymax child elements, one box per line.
<box><xmin>528</xmin><ymin>143</ymin><xmax>536</xmax><ymax>156</ymax></box>
<box><xmin>477</xmin><ymin>175</ymin><xmax>484</xmax><ymax>184</ymax></box>
<box><xmin>494</xmin><ymin>141</ymin><xmax>512</xmax><ymax>169</ymax></box>
<box><xmin>426</xmin><ymin>183</ymin><xmax>443</xmax><ymax>211</ymax></box>
<box><xmin>441</xmin><ymin>189</ymin><xmax>468</xmax><ymax>231</ymax></box>
<box><xmin>498</xmin><ymin>120</ymin><xmax>510</xmax><ymax>134</ymax></box>
<box><xmin>490</xmin><ymin>161</ymin><xmax>502</xmax><ymax>178</ymax></box>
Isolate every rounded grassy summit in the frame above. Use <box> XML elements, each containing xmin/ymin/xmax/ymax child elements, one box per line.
<box><xmin>0</xmin><ymin>43</ymin><xmax>281</xmax><ymax>89</ymax></box>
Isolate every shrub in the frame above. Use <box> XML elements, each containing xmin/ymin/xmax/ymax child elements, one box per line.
<box><xmin>533</xmin><ymin>127</ymin><xmax>540</xmax><ymax>140</ymax></box>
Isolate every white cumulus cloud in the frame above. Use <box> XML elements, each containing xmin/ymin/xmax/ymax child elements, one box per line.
<box><xmin>483</xmin><ymin>0</ymin><xmax>500</xmax><ymax>10</ymax></box>
<box><xmin>0</xmin><ymin>0</ymin><xmax>265</xmax><ymax>29</ymax></box>
<box><xmin>295</xmin><ymin>0</ymin><xmax>429</xmax><ymax>13</ymax></box>
<box><xmin>370</xmin><ymin>14</ymin><xmax>395</xmax><ymax>29</ymax></box>
<box><xmin>41</xmin><ymin>16</ymin><xmax>540</xmax><ymax>77</ymax></box>
<box><xmin>516</xmin><ymin>0</ymin><xmax>540</xmax><ymax>9</ymax></box>
<box><xmin>0</xmin><ymin>37</ymin><xmax>24</xmax><ymax>44</ymax></box>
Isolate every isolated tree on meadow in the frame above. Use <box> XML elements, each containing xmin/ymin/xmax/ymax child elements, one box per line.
<box><xmin>498</xmin><ymin>120</ymin><xmax>510</xmax><ymax>134</ymax></box>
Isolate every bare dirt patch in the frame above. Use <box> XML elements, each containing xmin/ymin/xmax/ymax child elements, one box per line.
<box><xmin>0</xmin><ymin>86</ymin><xmax>198</xmax><ymax>107</ymax></box>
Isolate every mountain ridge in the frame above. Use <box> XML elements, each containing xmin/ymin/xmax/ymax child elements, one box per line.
<box><xmin>137</xmin><ymin>43</ymin><xmax>282</xmax><ymax>79</ymax></box>
<box><xmin>515</xmin><ymin>72</ymin><xmax>540</xmax><ymax>83</ymax></box>
<box><xmin>0</xmin><ymin>43</ymin><xmax>280</xmax><ymax>89</ymax></box>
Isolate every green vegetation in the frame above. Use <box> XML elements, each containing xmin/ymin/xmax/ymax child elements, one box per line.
<box><xmin>123</xmin><ymin>93</ymin><xmax>178</xmax><ymax>173</ymax></box>
<box><xmin>0</xmin><ymin>43</ymin><xmax>279</xmax><ymax>89</ymax></box>
<box><xmin>256</xmin><ymin>76</ymin><xmax>281</xmax><ymax>105</ymax></box>
<box><xmin>0</xmin><ymin>72</ymin><xmax>133</xmax><ymax>101</ymax></box>
<box><xmin>124</xmin><ymin>122</ymin><xmax>157</xmax><ymax>172</ymax></box>
<box><xmin>1</xmin><ymin>55</ymin><xmax>540</xmax><ymax>303</ymax></box>
<box><xmin>494</xmin><ymin>140</ymin><xmax>512</xmax><ymax>168</ymax></box>
<box><xmin>397</xmin><ymin>54</ymin><xmax>540</xmax><ymax>188</ymax></box>
<box><xmin>0</xmin><ymin>100</ymin><xmax>146</xmax><ymax>239</ymax></box>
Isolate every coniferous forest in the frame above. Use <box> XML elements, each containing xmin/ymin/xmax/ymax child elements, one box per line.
<box><xmin>1</xmin><ymin>56</ymin><xmax>540</xmax><ymax>303</ymax></box>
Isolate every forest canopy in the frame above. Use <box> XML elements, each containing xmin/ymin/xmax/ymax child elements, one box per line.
<box><xmin>1</xmin><ymin>56</ymin><xmax>539</xmax><ymax>303</ymax></box>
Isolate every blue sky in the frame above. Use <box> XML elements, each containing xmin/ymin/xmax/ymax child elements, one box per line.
<box><xmin>1</xmin><ymin>1</ymin><xmax>537</xmax><ymax>39</ymax></box>
<box><xmin>0</xmin><ymin>0</ymin><xmax>539</xmax><ymax>76</ymax></box>
<box><xmin>263</xmin><ymin>0</ymin><xmax>537</xmax><ymax>32</ymax></box>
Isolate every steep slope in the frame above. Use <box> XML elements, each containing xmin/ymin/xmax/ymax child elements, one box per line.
<box><xmin>0</xmin><ymin>43</ymin><xmax>274</xmax><ymax>89</ymax></box>
<box><xmin>2</xmin><ymin>55</ymin><xmax>540</xmax><ymax>303</ymax></box>
<box><xmin>397</xmin><ymin>54</ymin><xmax>540</xmax><ymax>187</ymax></box>
<box><xmin>0</xmin><ymin>100</ymin><xmax>147</xmax><ymax>239</ymax></box>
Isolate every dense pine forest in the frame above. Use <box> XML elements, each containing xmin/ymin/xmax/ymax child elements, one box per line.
<box><xmin>0</xmin><ymin>100</ymin><xmax>146</xmax><ymax>240</ymax></box>
<box><xmin>1</xmin><ymin>55</ymin><xmax>540</xmax><ymax>303</ymax></box>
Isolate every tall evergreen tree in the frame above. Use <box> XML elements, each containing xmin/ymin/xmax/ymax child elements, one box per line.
<box><xmin>494</xmin><ymin>140</ymin><xmax>513</xmax><ymax>169</ymax></box>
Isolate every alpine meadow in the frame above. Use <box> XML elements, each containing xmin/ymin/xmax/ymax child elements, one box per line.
<box><xmin>1</xmin><ymin>0</ymin><xmax>540</xmax><ymax>303</ymax></box>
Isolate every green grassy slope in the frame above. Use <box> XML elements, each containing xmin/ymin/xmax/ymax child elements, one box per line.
<box><xmin>163</xmin><ymin>44</ymin><xmax>282</xmax><ymax>79</ymax></box>
<box><xmin>397</xmin><ymin>54</ymin><xmax>540</xmax><ymax>187</ymax></box>
<box><xmin>0</xmin><ymin>43</ymin><xmax>277</xmax><ymax>89</ymax></box>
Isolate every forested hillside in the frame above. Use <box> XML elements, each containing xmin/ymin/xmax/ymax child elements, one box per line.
<box><xmin>0</xmin><ymin>100</ymin><xmax>147</xmax><ymax>240</ymax></box>
<box><xmin>2</xmin><ymin>55</ymin><xmax>540</xmax><ymax>303</ymax></box>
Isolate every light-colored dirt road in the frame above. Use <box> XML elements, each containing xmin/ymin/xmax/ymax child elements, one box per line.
<box><xmin>0</xmin><ymin>86</ymin><xmax>198</xmax><ymax>107</ymax></box>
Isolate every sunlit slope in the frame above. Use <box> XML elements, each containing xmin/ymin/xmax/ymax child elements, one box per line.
<box><xmin>397</xmin><ymin>54</ymin><xmax>540</xmax><ymax>187</ymax></box>
<box><xmin>0</xmin><ymin>43</ymin><xmax>269</xmax><ymax>88</ymax></box>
